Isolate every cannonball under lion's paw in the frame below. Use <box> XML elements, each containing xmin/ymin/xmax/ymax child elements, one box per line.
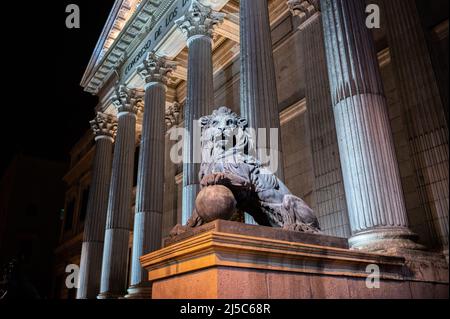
<box><xmin>195</xmin><ymin>185</ymin><xmax>237</xmax><ymax>223</ymax></box>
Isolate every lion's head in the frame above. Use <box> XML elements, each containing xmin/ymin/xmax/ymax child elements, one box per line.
<box><xmin>199</xmin><ymin>107</ymin><xmax>256</xmax><ymax>164</ymax></box>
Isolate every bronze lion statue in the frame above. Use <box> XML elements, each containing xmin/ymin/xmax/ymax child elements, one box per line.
<box><xmin>171</xmin><ymin>107</ymin><xmax>320</xmax><ymax>235</ymax></box>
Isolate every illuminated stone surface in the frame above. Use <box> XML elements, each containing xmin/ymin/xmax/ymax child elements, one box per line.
<box><xmin>126</xmin><ymin>53</ymin><xmax>176</xmax><ymax>299</ymax></box>
<box><xmin>240</xmin><ymin>0</ymin><xmax>284</xmax><ymax>181</ymax></box>
<box><xmin>321</xmin><ymin>0</ymin><xmax>421</xmax><ymax>252</ymax></box>
<box><xmin>55</xmin><ymin>0</ymin><xmax>449</xmax><ymax>300</ymax></box>
<box><xmin>174</xmin><ymin>106</ymin><xmax>320</xmax><ymax>234</ymax></box>
<box><xmin>98</xmin><ymin>86</ymin><xmax>143</xmax><ymax>299</ymax></box>
<box><xmin>77</xmin><ymin>113</ymin><xmax>117</xmax><ymax>299</ymax></box>
<box><xmin>288</xmin><ymin>0</ymin><xmax>350</xmax><ymax>238</ymax></box>
<box><xmin>195</xmin><ymin>185</ymin><xmax>237</xmax><ymax>223</ymax></box>
<box><xmin>142</xmin><ymin>220</ymin><xmax>449</xmax><ymax>299</ymax></box>
<box><xmin>382</xmin><ymin>0</ymin><xmax>449</xmax><ymax>258</ymax></box>
<box><xmin>239</xmin><ymin>0</ymin><xmax>286</xmax><ymax>225</ymax></box>
<box><xmin>176</xmin><ymin>0</ymin><xmax>225</xmax><ymax>225</ymax></box>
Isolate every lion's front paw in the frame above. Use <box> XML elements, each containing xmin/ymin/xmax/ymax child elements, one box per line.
<box><xmin>282</xmin><ymin>223</ymin><xmax>321</xmax><ymax>234</ymax></box>
<box><xmin>282</xmin><ymin>224</ymin><xmax>297</xmax><ymax>232</ymax></box>
<box><xmin>201</xmin><ymin>173</ymin><xmax>228</xmax><ymax>187</ymax></box>
<box><xmin>169</xmin><ymin>224</ymin><xmax>188</xmax><ymax>237</ymax></box>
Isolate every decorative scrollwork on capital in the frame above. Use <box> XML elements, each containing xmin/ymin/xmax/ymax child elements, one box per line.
<box><xmin>175</xmin><ymin>0</ymin><xmax>226</xmax><ymax>39</ymax></box>
<box><xmin>137</xmin><ymin>51</ymin><xmax>177</xmax><ymax>85</ymax></box>
<box><xmin>112</xmin><ymin>84</ymin><xmax>144</xmax><ymax>114</ymax></box>
<box><xmin>165</xmin><ymin>102</ymin><xmax>182</xmax><ymax>130</ymax></box>
<box><xmin>287</xmin><ymin>0</ymin><xmax>321</xmax><ymax>24</ymax></box>
<box><xmin>90</xmin><ymin>112</ymin><xmax>118</xmax><ymax>139</ymax></box>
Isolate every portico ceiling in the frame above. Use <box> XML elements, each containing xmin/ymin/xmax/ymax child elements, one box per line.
<box><xmin>101</xmin><ymin>0</ymin><xmax>143</xmax><ymax>61</ymax></box>
<box><xmin>81</xmin><ymin>0</ymin><xmax>289</xmax><ymax>107</ymax></box>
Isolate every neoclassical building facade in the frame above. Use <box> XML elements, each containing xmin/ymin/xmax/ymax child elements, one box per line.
<box><xmin>53</xmin><ymin>0</ymin><xmax>449</xmax><ymax>299</ymax></box>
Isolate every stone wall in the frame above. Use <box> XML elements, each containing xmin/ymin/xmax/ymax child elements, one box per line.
<box><xmin>280</xmin><ymin>112</ymin><xmax>315</xmax><ymax>210</ymax></box>
<box><xmin>380</xmin><ymin>57</ymin><xmax>437</xmax><ymax>247</ymax></box>
<box><xmin>162</xmin><ymin>11</ymin><xmax>449</xmax><ymax>251</ymax></box>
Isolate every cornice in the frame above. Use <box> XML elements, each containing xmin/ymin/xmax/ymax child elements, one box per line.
<box><xmin>81</xmin><ymin>0</ymin><xmax>143</xmax><ymax>88</ymax></box>
<box><xmin>280</xmin><ymin>98</ymin><xmax>307</xmax><ymax>125</ymax></box>
<box><xmin>432</xmin><ymin>19</ymin><xmax>449</xmax><ymax>42</ymax></box>
<box><xmin>82</xmin><ymin>0</ymin><xmax>230</xmax><ymax>96</ymax></box>
<box><xmin>82</xmin><ymin>0</ymin><xmax>170</xmax><ymax>95</ymax></box>
<box><xmin>287</xmin><ymin>0</ymin><xmax>320</xmax><ymax>26</ymax></box>
<box><xmin>80</xmin><ymin>0</ymin><xmax>127</xmax><ymax>89</ymax></box>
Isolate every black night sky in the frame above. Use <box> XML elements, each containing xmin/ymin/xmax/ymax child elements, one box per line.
<box><xmin>2</xmin><ymin>0</ymin><xmax>115</xmax><ymax>176</ymax></box>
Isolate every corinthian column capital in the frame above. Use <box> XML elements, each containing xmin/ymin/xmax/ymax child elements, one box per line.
<box><xmin>137</xmin><ymin>51</ymin><xmax>177</xmax><ymax>86</ymax></box>
<box><xmin>165</xmin><ymin>102</ymin><xmax>182</xmax><ymax>130</ymax></box>
<box><xmin>175</xmin><ymin>0</ymin><xmax>225</xmax><ymax>39</ymax></box>
<box><xmin>90</xmin><ymin>112</ymin><xmax>118</xmax><ymax>140</ymax></box>
<box><xmin>287</xmin><ymin>0</ymin><xmax>321</xmax><ymax>23</ymax></box>
<box><xmin>112</xmin><ymin>85</ymin><xmax>144</xmax><ymax>114</ymax></box>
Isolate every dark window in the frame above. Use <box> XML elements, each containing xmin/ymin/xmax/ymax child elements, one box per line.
<box><xmin>133</xmin><ymin>146</ymin><xmax>140</xmax><ymax>187</ymax></box>
<box><xmin>79</xmin><ymin>187</ymin><xmax>90</xmax><ymax>221</ymax></box>
<box><xmin>64</xmin><ymin>200</ymin><xmax>75</xmax><ymax>231</ymax></box>
<box><xmin>53</xmin><ymin>274</ymin><xmax>63</xmax><ymax>299</ymax></box>
<box><xmin>19</xmin><ymin>239</ymin><xmax>33</xmax><ymax>263</ymax></box>
<box><xmin>67</xmin><ymin>287</ymin><xmax>77</xmax><ymax>299</ymax></box>
<box><xmin>25</xmin><ymin>203</ymin><xmax>38</xmax><ymax>217</ymax></box>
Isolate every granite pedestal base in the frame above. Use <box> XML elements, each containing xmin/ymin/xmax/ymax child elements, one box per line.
<box><xmin>141</xmin><ymin>220</ymin><xmax>449</xmax><ymax>299</ymax></box>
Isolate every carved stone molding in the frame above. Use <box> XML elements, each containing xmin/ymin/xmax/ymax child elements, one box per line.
<box><xmin>112</xmin><ymin>84</ymin><xmax>145</xmax><ymax>114</ymax></box>
<box><xmin>287</xmin><ymin>0</ymin><xmax>320</xmax><ymax>24</ymax></box>
<box><xmin>165</xmin><ymin>101</ymin><xmax>182</xmax><ymax>129</ymax></box>
<box><xmin>90</xmin><ymin>112</ymin><xmax>118</xmax><ymax>139</ymax></box>
<box><xmin>137</xmin><ymin>51</ymin><xmax>177</xmax><ymax>85</ymax></box>
<box><xmin>82</xmin><ymin>0</ymin><xmax>166</xmax><ymax>94</ymax></box>
<box><xmin>279</xmin><ymin>98</ymin><xmax>307</xmax><ymax>125</ymax></box>
<box><xmin>175</xmin><ymin>0</ymin><xmax>226</xmax><ymax>39</ymax></box>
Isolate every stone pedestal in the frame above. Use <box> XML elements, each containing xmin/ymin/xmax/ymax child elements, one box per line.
<box><xmin>141</xmin><ymin>220</ymin><xmax>449</xmax><ymax>299</ymax></box>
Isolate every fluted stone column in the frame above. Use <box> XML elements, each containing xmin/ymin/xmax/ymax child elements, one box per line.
<box><xmin>126</xmin><ymin>53</ymin><xmax>176</xmax><ymax>299</ymax></box>
<box><xmin>175</xmin><ymin>1</ymin><xmax>224</xmax><ymax>224</ymax></box>
<box><xmin>320</xmin><ymin>0</ymin><xmax>421</xmax><ymax>252</ymax></box>
<box><xmin>77</xmin><ymin>113</ymin><xmax>117</xmax><ymax>299</ymax></box>
<box><xmin>381</xmin><ymin>0</ymin><xmax>449</xmax><ymax>256</ymax></box>
<box><xmin>287</xmin><ymin>0</ymin><xmax>350</xmax><ymax>238</ymax></box>
<box><xmin>162</xmin><ymin>102</ymin><xmax>182</xmax><ymax>235</ymax></box>
<box><xmin>240</xmin><ymin>0</ymin><xmax>284</xmax><ymax>181</ymax></box>
<box><xmin>98</xmin><ymin>86</ymin><xmax>143</xmax><ymax>299</ymax></box>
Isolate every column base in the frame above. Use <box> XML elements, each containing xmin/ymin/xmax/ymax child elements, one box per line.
<box><xmin>387</xmin><ymin>247</ymin><xmax>449</xmax><ymax>283</ymax></box>
<box><xmin>97</xmin><ymin>292</ymin><xmax>124</xmax><ymax>299</ymax></box>
<box><xmin>349</xmin><ymin>227</ymin><xmax>425</xmax><ymax>253</ymax></box>
<box><xmin>124</xmin><ymin>284</ymin><xmax>152</xmax><ymax>299</ymax></box>
<box><xmin>442</xmin><ymin>246</ymin><xmax>449</xmax><ymax>264</ymax></box>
